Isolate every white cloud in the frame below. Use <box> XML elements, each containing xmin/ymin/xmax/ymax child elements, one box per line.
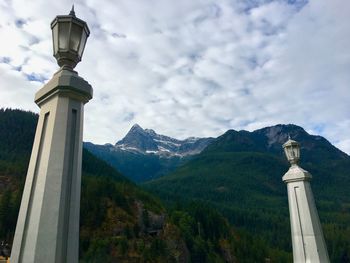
<box><xmin>0</xmin><ymin>63</ymin><xmax>40</xmax><ymax>112</ymax></box>
<box><xmin>0</xmin><ymin>0</ymin><xmax>349</xmax><ymax>154</ymax></box>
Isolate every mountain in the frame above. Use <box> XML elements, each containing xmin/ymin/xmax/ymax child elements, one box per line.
<box><xmin>144</xmin><ymin>124</ymin><xmax>350</xmax><ymax>262</ymax></box>
<box><xmin>84</xmin><ymin>124</ymin><xmax>213</xmax><ymax>182</ymax></box>
<box><xmin>115</xmin><ymin>124</ymin><xmax>213</xmax><ymax>157</ymax></box>
<box><xmin>206</xmin><ymin>124</ymin><xmax>348</xmax><ymax>162</ymax></box>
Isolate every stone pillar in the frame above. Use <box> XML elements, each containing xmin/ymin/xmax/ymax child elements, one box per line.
<box><xmin>10</xmin><ymin>68</ymin><xmax>92</xmax><ymax>263</ymax></box>
<box><xmin>283</xmin><ymin>164</ymin><xmax>330</xmax><ymax>262</ymax></box>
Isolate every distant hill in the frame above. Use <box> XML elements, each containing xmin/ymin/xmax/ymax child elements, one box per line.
<box><xmin>84</xmin><ymin>124</ymin><xmax>213</xmax><ymax>182</ymax></box>
<box><xmin>144</xmin><ymin>124</ymin><xmax>350</xmax><ymax>262</ymax></box>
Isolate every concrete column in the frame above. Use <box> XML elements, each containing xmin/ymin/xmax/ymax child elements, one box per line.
<box><xmin>10</xmin><ymin>69</ymin><xmax>92</xmax><ymax>263</ymax></box>
<box><xmin>283</xmin><ymin>165</ymin><xmax>330</xmax><ymax>263</ymax></box>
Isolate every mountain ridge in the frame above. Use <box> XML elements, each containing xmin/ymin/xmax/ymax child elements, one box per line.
<box><xmin>85</xmin><ymin>123</ymin><xmax>349</xmax><ymax>183</ymax></box>
<box><xmin>204</xmin><ymin>123</ymin><xmax>349</xmax><ymax>158</ymax></box>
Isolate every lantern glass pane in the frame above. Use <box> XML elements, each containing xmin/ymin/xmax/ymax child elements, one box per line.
<box><xmin>78</xmin><ymin>30</ymin><xmax>87</xmax><ymax>57</ymax></box>
<box><xmin>52</xmin><ymin>23</ymin><xmax>59</xmax><ymax>54</ymax></box>
<box><xmin>70</xmin><ymin>23</ymin><xmax>82</xmax><ymax>52</ymax></box>
<box><xmin>288</xmin><ymin>146</ymin><xmax>293</xmax><ymax>159</ymax></box>
<box><xmin>293</xmin><ymin>147</ymin><xmax>299</xmax><ymax>158</ymax></box>
<box><xmin>58</xmin><ymin>22</ymin><xmax>70</xmax><ymax>50</ymax></box>
<box><xmin>284</xmin><ymin>147</ymin><xmax>289</xmax><ymax>159</ymax></box>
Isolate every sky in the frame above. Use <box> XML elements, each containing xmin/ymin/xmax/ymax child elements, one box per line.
<box><xmin>0</xmin><ymin>0</ymin><xmax>349</xmax><ymax>154</ymax></box>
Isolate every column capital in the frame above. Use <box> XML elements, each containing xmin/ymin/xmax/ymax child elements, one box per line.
<box><xmin>35</xmin><ymin>69</ymin><xmax>93</xmax><ymax>106</ymax></box>
<box><xmin>282</xmin><ymin>165</ymin><xmax>312</xmax><ymax>183</ymax></box>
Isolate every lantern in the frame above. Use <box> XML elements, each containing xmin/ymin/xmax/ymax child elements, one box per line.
<box><xmin>51</xmin><ymin>6</ymin><xmax>90</xmax><ymax>69</ymax></box>
<box><xmin>282</xmin><ymin>136</ymin><xmax>300</xmax><ymax>165</ymax></box>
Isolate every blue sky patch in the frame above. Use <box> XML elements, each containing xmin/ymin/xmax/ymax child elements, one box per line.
<box><xmin>0</xmin><ymin>57</ymin><xmax>11</xmax><ymax>64</ymax></box>
<box><xmin>26</xmin><ymin>73</ymin><xmax>47</xmax><ymax>83</ymax></box>
<box><xmin>123</xmin><ymin>112</ymin><xmax>135</xmax><ymax>122</ymax></box>
<box><xmin>15</xmin><ymin>18</ymin><xmax>26</xmax><ymax>28</ymax></box>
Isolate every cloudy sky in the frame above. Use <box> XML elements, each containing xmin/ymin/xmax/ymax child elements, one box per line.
<box><xmin>0</xmin><ymin>0</ymin><xmax>349</xmax><ymax>153</ymax></box>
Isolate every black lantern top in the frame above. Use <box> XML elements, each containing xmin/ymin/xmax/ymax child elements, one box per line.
<box><xmin>282</xmin><ymin>136</ymin><xmax>300</xmax><ymax>165</ymax></box>
<box><xmin>51</xmin><ymin>6</ymin><xmax>90</xmax><ymax>69</ymax></box>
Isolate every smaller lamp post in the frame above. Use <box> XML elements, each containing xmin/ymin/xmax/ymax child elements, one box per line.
<box><xmin>282</xmin><ymin>137</ymin><xmax>329</xmax><ymax>263</ymax></box>
<box><xmin>11</xmin><ymin>7</ymin><xmax>92</xmax><ymax>263</ymax></box>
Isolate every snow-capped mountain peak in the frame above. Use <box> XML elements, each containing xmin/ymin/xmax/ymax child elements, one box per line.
<box><xmin>114</xmin><ymin>124</ymin><xmax>213</xmax><ymax>157</ymax></box>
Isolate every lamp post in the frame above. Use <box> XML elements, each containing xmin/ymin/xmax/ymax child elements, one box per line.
<box><xmin>282</xmin><ymin>137</ymin><xmax>329</xmax><ymax>263</ymax></box>
<box><xmin>10</xmin><ymin>7</ymin><xmax>92</xmax><ymax>263</ymax></box>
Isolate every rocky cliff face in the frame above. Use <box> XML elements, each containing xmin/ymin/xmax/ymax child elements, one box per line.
<box><xmin>115</xmin><ymin>124</ymin><xmax>214</xmax><ymax>157</ymax></box>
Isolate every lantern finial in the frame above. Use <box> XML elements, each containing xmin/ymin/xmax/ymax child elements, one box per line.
<box><xmin>69</xmin><ymin>5</ymin><xmax>76</xmax><ymax>17</ymax></box>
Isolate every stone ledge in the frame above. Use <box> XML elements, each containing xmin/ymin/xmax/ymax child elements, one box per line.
<box><xmin>35</xmin><ymin>69</ymin><xmax>93</xmax><ymax>106</ymax></box>
<box><xmin>282</xmin><ymin>164</ymin><xmax>312</xmax><ymax>183</ymax></box>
